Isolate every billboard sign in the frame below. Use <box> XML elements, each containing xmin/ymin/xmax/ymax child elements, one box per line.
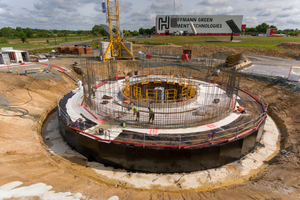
<box><xmin>156</xmin><ymin>15</ymin><xmax>243</xmax><ymax>35</ymax></box>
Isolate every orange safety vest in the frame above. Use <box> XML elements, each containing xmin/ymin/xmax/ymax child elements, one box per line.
<box><xmin>237</xmin><ymin>106</ymin><xmax>245</xmax><ymax>112</ymax></box>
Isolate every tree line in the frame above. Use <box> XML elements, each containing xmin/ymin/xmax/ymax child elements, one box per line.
<box><xmin>0</xmin><ymin>23</ymin><xmax>299</xmax><ymax>44</ymax></box>
<box><xmin>92</xmin><ymin>25</ymin><xmax>156</xmax><ymax>37</ymax></box>
<box><xmin>0</xmin><ymin>26</ymin><xmax>94</xmax><ymax>43</ymax></box>
<box><xmin>245</xmin><ymin>23</ymin><xmax>300</xmax><ymax>36</ymax></box>
<box><xmin>0</xmin><ymin>25</ymin><xmax>156</xmax><ymax>43</ymax></box>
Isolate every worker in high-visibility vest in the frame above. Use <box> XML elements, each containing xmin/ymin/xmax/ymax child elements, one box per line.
<box><xmin>148</xmin><ymin>107</ymin><xmax>154</xmax><ymax>124</ymax></box>
<box><xmin>235</xmin><ymin>106</ymin><xmax>246</xmax><ymax>114</ymax></box>
<box><xmin>132</xmin><ymin>107</ymin><xmax>140</xmax><ymax>122</ymax></box>
<box><xmin>91</xmin><ymin>86</ymin><xmax>96</xmax><ymax>99</ymax></box>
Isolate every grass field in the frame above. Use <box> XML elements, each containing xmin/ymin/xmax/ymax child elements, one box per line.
<box><xmin>131</xmin><ymin>35</ymin><xmax>300</xmax><ymax>50</ymax></box>
<box><xmin>0</xmin><ymin>36</ymin><xmax>102</xmax><ymax>49</ymax></box>
<box><xmin>2</xmin><ymin>35</ymin><xmax>300</xmax><ymax>51</ymax></box>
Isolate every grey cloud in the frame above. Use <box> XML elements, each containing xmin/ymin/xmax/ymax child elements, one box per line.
<box><xmin>197</xmin><ymin>0</ymin><xmax>231</xmax><ymax>6</ymax></box>
<box><xmin>0</xmin><ymin>12</ymin><xmax>35</xmax><ymax>28</ymax></box>
<box><xmin>34</xmin><ymin>0</ymin><xmax>80</xmax><ymax>12</ymax></box>
<box><xmin>277</xmin><ymin>14</ymin><xmax>290</xmax><ymax>18</ymax></box>
<box><xmin>0</xmin><ymin>3</ymin><xmax>9</xmax><ymax>8</ymax></box>
<box><xmin>150</xmin><ymin>0</ymin><xmax>181</xmax><ymax>14</ymax></box>
<box><xmin>120</xmin><ymin>1</ymin><xmax>133</xmax><ymax>13</ymax></box>
<box><xmin>287</xmin><ymin>18</ymin><xmax>300</xmax><ymax>25</ymax></box>
<box><xmin>257</xmin><ymin>10</ymin><xmax>273</xmax><ymax>17</ymax></box>
<box><xmin>191</xmin><ymin>6</ymin><xmax>233</xmax><ymax>15</ymax></box>
<box><xmin>94</xmin><ymin>1</ymin><xmax>133</xmax><ymax>13</ymax></box>
<box><xmin>21</xmin><ymin>7</ymin><xmax>29</xmax><ymax>12</ymax></box>
<box><xmin>128</xmin><ymin>10</ymin><xmax>155</xmax><ymax>22</ymax></box>
<box><xmin>282</xmin><ymin>6</ymin><xmax>294</xmax><ymax>11</ymax></box>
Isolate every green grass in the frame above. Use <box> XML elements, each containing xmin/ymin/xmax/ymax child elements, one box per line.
<box><xmin>0</xmin><ymin>36</ymin><xmax>102</xmax><ymax>50</ymax></box>
<box><xmin>2</xmin><ymin>35</ymin><xmax>299</xmax><ymax>52</ymax></box>
<box><xmin>131</xmin><ymin>35</ymin><xmax>300</xmax><ymax>50</ymax></box>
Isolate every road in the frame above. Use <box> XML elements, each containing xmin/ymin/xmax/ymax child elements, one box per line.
<box><xmin>242</xmin><ymin>54</ymin><xmax>300</xmax><ymax>77</ymax></box>
<box><xmin>59</xmin><ymin>38</ymin><xmax>104</xmax><ymax>46</ymax></box>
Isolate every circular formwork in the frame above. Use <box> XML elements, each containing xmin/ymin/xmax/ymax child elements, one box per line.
<box><xmin>58</xmin><ymin>59</ymin><xmax>267</xmax><ymax>173</ymax></box>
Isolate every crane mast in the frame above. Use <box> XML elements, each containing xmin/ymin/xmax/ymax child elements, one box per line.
<box><xmin>103</xmin><ymin>0</ymin><xmax>135</xmax><ymax>61</ymax></box>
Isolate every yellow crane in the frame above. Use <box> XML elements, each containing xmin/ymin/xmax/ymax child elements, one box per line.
<box><xmin>102</xmin><ymin>0</ymin><xmax>135</xmax><ymax>61</ymax></box>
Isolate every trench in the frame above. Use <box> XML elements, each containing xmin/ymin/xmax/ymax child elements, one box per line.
<box><xmin>41</xmin><ymin>111</ymin><xmax>89</xmax><ymax>167</ymax></box>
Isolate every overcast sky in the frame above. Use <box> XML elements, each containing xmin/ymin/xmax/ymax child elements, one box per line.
<box><xmin>0</xmin><ymin>0</ymin><xmax>299</xmax><ymax>31</ymax></box>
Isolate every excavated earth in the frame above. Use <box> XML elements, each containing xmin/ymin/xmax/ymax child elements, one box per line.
<box><xmin>133</xmin><ymin>43</ymin><xmax>300</xmax><ymax>60</ymax></box>
<box><xmin>0</xmin><ymin>44</ymin><xmax>300</xmax><ymax>199</ymax></box>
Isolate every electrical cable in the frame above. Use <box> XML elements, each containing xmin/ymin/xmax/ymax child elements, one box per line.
<box><xmin>0</xmin><ymin>72</ymin><xmax>43</xmax><ymax>117</ymax></box>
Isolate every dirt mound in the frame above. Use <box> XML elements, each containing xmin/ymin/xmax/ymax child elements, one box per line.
<box><xmin>241</xmin><ymin>72</ymin><xmax>300</xmax><ymax>93</ymax></box>
<box><xmin>277</xmin><ymin>42</ymin><xmax>300</xmax><ymax>51</ymax></box>
<box><xmin>134</xmin><ymin>43</ymin><xmax>300</xmax><ymax>60</ymax></box>
<box><xmin>27</xmin><ymin>71</ymin><xmax>63</xmax><ymax>82</ymax></box>
<box><xmin>183</xmin><ymin>44</ymin><xmax>236</xmax><ymax>57</ymax></box>
<box><xmin>211</xmin><ymin>51</ymin><xmax>236</xmax><ymax>60</ymax></box>
<box><xmin>133</xmin><ymin>44</ymin><xmax>182</xmax><ymax>54</ymax></box>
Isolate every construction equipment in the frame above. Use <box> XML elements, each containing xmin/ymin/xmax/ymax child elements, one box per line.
<box><xmin>102</xmin><ymin>0</ymin><xmax>135</xmax><ymax>61</ymax></box>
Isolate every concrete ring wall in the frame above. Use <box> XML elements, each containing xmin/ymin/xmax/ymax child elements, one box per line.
<box><xmin>57</xmin><ymin>90</ymin><xmax>266</xmax><ymax>173</ymax></box>
<box><xmin>58</xmin><ymin>116</ymin><xmax>265</xmax><ymax>173</ymax></box>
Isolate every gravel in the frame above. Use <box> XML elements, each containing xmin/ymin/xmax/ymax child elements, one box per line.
<box><xmin>0</xmin><ymin>94</ymin><xmax>10</xmax><ymax>107</ymax></box>
<box><xmin>242</xmin><ymin>72</ymin><xmax>300</xmax><ymax>93</ymax></box>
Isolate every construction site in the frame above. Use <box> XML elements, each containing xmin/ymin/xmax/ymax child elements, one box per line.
<box><xmin>1</xmin><ymin>0</ymin><xmax>300</xmax><ymax>199</ymax></box>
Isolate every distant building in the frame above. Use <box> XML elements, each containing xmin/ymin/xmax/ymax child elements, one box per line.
<box><xmin>156</xmin><ymin>15</ymin><xmax>243</xmax><ymax>36</ymax></box>
<box><xmin>0</xmin><ymin>47</ymin><xmax>30</xmax><ymax>64</ymax></box>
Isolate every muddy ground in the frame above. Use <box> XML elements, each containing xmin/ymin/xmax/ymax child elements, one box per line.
<box><xmin>0</xmin><ymin>44</ymin><xmax>300</xmax><ymax>199</ymax></box>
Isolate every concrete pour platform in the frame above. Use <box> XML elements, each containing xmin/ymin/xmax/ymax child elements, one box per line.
<box><xmin>66</xmin><ymin>86</ymin><xmax>240</xmax><ymax>137</ymax></box>
<box><xmin>66</xmin><ymin>76</ymin><xmax>242</xmax><ymax>137</ymax></box>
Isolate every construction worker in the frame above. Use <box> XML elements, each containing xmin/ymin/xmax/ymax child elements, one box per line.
<box><xmin>207</xmin><ymin>131</ymin><xmax>215</xmax><ymax>143</ymax></box>
<box><xmin>148</xmin><ymin>107</ymin><xmax>154</xmax><ymax>123</ymax></box>
<box><xmin>132</xmin><ymin>107</ymin><xmax>140</xmax><ymax>122</ymax></box>
<box><xmin>91</xmin><ymin>86</ymin><xmax>96</xmax><ymax>99</ymax></box>
<box><xmin>235</xmin><ymin>106</ymin><xmax>246</xmax><ymax>114</ymax></box>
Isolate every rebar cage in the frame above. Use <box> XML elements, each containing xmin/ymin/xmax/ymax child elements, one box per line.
<box><xmin>82</xmin><ymin>59</ymin><xmax>240</xmax><ymax>129</ymax></box>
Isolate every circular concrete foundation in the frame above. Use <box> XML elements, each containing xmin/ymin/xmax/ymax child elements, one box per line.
<box><xmin>43</xmin><ymin>112</ymin><xmax>279</xmax><ymax>191</ymax></box>
<box><xmin>58</xmin><ymin>61</ymin><xmax>266</xmax><ymax>173</ymax></box>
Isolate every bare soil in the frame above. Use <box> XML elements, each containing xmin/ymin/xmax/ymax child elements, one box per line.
<box><xmin>133</xmin><ymin>43</ymin><xmax>300</xmax><ymax>60</ymax></box>
<box><xmin>1</xmin><ymin>45</ymin><xmax>300</xmax><ymax>199</ymax></box>
<box><xmin>277</xmin><ymin>42</ymin><xmax>300</xmax><ymax>51</ymax></box>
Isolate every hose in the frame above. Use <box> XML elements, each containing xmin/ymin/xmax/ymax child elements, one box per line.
<box><xmin>0</xmin><ymin>72</ymin><xmax>43</xmax><ymax>117</ymax></box>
